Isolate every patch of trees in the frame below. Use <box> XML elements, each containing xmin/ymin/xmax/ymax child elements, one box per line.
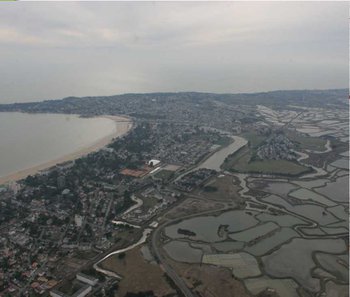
<box><xmin>177</xmin><ymin>228</ymin><xmax>196</xmax><ymax>237</ymax></box>
<box><xmin>202</xmin><ymin>185</ymin><xmax>218</xmax><ymax>192</ymax></box>
<box><xmin>118</xmin><ymin>252</ymin><xmax>126</xmax><ymax>259</ymax></box>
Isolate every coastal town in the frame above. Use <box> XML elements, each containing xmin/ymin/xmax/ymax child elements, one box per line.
<box><xmin>0</xmin><ymin>89</ymin><xmax>348</xmax><ymax>297</ymax></box>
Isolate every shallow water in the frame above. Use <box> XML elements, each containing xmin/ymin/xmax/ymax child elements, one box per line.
<box><xmin>0</xmin><ymin>112</ymin><xmax>119</xmax><ymax>179</ymax></box>
<box><xmin>288</xmin><ymin>188</ymin><xmax>336</xmax><ymax>206</ymax></box>
<box><xmin>263</xmin><ymin>195</ymin><xmax>339</xmax><ymax>226</ymax></box>
<box><xmin>164</xmin><ymin>210</ymin><xmax>259</xmax><ymax>242</ymax></box>
<box><xmin>327</xmin><ymin>205</ymin><xmax>349</xmax><ymax>222</ymax></box>
<box><xmin>212</xmin><ymin>241</ymin><xmax>245</xmax><ymax>252</ymax></box>
<box><xmin>292</xmin><ymin>179</ymin><xmax>328</xmax><ymax>189</ymax></box>
<box><xmin>315</xmin><ymin>253</ymin><xmax>349</xmax><ymax>282</ymax></box>
<box><xmin>262</xmin><ymin>182</ymin><xmax>298</xmax><ymax>197</ymax></box>
<box><xmin>245</xmin><ymin>228</ymin><xmax>298</xmax><ymax>256</ymax></box>
<box><xmin>229</xmin><ymin>222</ymin><xmax>279</xmax><ymax>242</ymax></box>
<box><xmin>262</xmin><ymin>238</ymin><xmax>346</xmax><ymax>292</ymax></box>
<box><xmin>163</xmin><ymin>240</ymin><xmax>203</xmax><ymax>263</ymax></box>
<box><xmin>315</xmin><ymin>176</ymin><xmax>349</xmax><ymax>203</ymax></box>
<box><xmin>256</xmin><ymin>213</ymin><xmax>307</xmax><ymax>227</ymax></box>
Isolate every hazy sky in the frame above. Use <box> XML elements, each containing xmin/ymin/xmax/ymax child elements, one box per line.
<box><xmin>0</xmin><ymin>2</ymin><xmax>348</xmax><ymax>103</ymax></box>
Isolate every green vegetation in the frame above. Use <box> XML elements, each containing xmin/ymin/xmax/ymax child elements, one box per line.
<box><xmin>141</xmin><ymin>196</ymin><xmax>160</xmax><ymax>210</ymax></box>
<box><xmin>213</xmin><ymin>136</ymin><xmax>232</xmax><ymax>146</ymax></box>
<box><xmin>177</xmin><ymin>228</ymin><xmax>196</xmax><ymax>236</ymax></box>
<box><xmin>285</xmin><ymin>130</ymin><xmax>326</xmax><ymax>151</ymax></box>
<box><xmin>202</xmin><ymin>185</ymin><xmax>218</xmax><ymax>192</ymax></box>
<box><xmin>222</xmin><ymin>132</ymin><xmax>312</xmax><ymax>176</ymax></box>
<box><xmin>241</xmin><ymin>132</ymin><xmax>267</xmax><ymax>148</ymax></box>
<box><xmin>153</xmin><ymin>169</ymin><xmax>174</xmax><ymax>181</ymax></box>
<box><xmin>118</xmin><ymin>252</ymin><xmax>126</xmax><ymax>259</ymax></box>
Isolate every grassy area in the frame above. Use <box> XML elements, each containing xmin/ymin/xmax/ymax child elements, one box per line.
<box><xmin>213</xmin><ymin>136</ymin><xmax>233</xmax><ymax>146</ymax></box>
<box><xmin>241</xmin><ymin>132</ymin><xmax>267</xmax><ymax>148</ymax></box>
<box><xmin>100</xmin><ymin>246</ymin><xmax>174</xmax><ymax>297</ymax></box>
<box><xmin>285</xmin><ymin>130</ymin><xmax>327</xmax><ymax>151</ymax></box>
<box><xmin>154</xmin><ymin>169</ymin><xmax>174</xmax><ymax>181</ymax></box>
<box><xmin>195</xmin><ymin>175</ymin><xmax>241</xmax><ymax>203</ymax></box>
<box><xmin>223</xmin><ymin>146</ymin><xmax>311</xmax><ymax>176</ymax></box>
<box><xmin>238</xmin><ymin>158</ymin><xmax>310</xmax><ymax>175</ymax></box>
<box><xmin>141</xmin><ymin>195</ymin><xmax>160</xmax><ymax>210</ymax></box>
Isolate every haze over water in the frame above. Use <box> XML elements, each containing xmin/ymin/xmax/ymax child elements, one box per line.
<box><xmin>0</xmin><ymin>112</ymin><xmax>117</xmax><ymax>179</ymax></box>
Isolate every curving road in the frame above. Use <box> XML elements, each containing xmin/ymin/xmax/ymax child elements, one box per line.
<box><xmin>151</xmin><ymin>224</ymin><xmax>196</xmax><ymax>297</ymax></box>
<box><xmin>150</xmin><ymin>199</ymin><xmax>233</xmax><ymax>297</ymax></box>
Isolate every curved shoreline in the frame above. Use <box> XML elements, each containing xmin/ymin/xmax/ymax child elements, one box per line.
<box><xmin>0</xmin><ymin>114</ymin><xmax>133</xmax><ymax>185</ymax></box>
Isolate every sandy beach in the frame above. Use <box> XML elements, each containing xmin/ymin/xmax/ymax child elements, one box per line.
<box><xmin>0</xmin><ymin>115</ymin><xmax>133</xmax><ymax>185</ymax></box>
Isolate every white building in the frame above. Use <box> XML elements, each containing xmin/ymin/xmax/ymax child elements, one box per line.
<box><xmin>76</xmin><ymin>273</ymin><xmax>99</xmax><ymax>286</ymax></box>
<box><xmin>74</xmin><ymin>215</ymin><xmax>83</xmax><ymax>227</ymax></box>
<box><xmin>72</xmin><ymin>284</ymin><xmax>91</xmax><ymax>297</ymax></box>
<box><xmin>50</xmin><ymin>284</ymin><xmax>91</xmax><ymax>297</ymax></box>
<box><xmin>148</xmin><ymin>159</ymin><xmax>161</xmax><ymax>167</ymax></box>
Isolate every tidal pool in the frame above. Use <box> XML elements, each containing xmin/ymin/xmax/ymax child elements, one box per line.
<box><xmin>263</xmin><ymin>195</ymin><xmax>339</xmax><ymax>226</ymax></box>
<box><xmin>229</xmin><ymin>222</ymin><xmax>279</xmax><ymax>242</ymax></box>
<box><xmin>259</xmin><ymin>181</ymin><xmax>298</xmax><ymax>197</ymax></box>
<box><xmin>164</xmin><ymin>210</ymin><xmax>259</xmax><ymax>242</ymax></box>
<box><xmin>300</xmin><ymin>227</ymin><xmax>326</xmax><ymax>236</ymax></box>
<box><xmin>340</xmin><ymin>151</ymin><xmax>349</xmax><ymax>157</ymax></box>
<box><xmin>292</xmin><ymin>179</ymin><xmax>328</xmax><ymax>189</ymax></box>
<box><xmin>312</xmin><ymin>267</ymin><xmax>335</xmax><ymax>279</ymax></box>
<box><xmin>288</xmin><ymin>188</ymin><xmax>336</xmax><ymax>206</ymax></box>
<box><xmin>189</xmin><ymin>242</ymin><xmax>212</xmax><ymax>254</ymax></box>
<box><xmin>315</xmin><ymin>176</ymin><xmax>349</xmax><ymax>203</ymax></box>
<box><xmin>256</xmin><ymin>213</ymin><xmax>307</xmax><ymax>227</ymax></box>
<box><xmin>212</xmin><ymin>241</ymin><xmax>245</xmax><ymax>252</ymax></box>
<box><xmin>337</xmin><ymin>170</ymin><xmax>349</xmax><ymax>177</ymax></box>
<box><xmin>327</xmin><ymin>205</ymin><xmax>349</xmax><ymax>221</ymax></box>
<box><xmin>326</xmin><ymin>165</ymin><xmax>337</xmax><ymax>172</ymax></box>
<box><xmin>262</xmin><ymin>238</ymin><xmax>346</xmax><ymax>292</ymax></box>
<box><xmin>327</xmin><ymin>220</ymin><xmax>349</xmax><ymax>229</ymax></box>
<box><xmin>330</xmin><ymin>159</ymin><xmax>349</xmax><ymax>170</ymax></box>
<box><xmin>320</xmin><ymin>226</ymin><xmax>348</xmax><ymax>235</ymax></box>
<box><xmin>245</xmin><ymin>228</ymin><xmax>298</xmax><ymax>256</ymax></box>
<box><xmin>324</xmin><ymin>281</ymin><xmax>349</xmax><ymax>297</ymax></box>
<box><xmin>315</xmin><ymin>253</ymin><xmax>348</xmax><ymax>283</ymax></box>
<box><xmin>163</xmin><ymin>240</ymin><xmax>202</xmax><ymax>263</ymax></box>
<box><xmin>309</xmin><ymin>130</ymin><xmax>335</xmax><ymax>137</ymax></box>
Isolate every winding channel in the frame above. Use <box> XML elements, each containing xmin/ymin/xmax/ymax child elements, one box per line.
<box><xmin>93</xmin><ymin>132</ymin><xmax>346</xmax><ymax>296</ymax></box>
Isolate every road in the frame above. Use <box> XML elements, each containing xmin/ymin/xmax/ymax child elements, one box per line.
<box><xmin>149</xmin><ymin>200</ymin><xmax>232</xmax><ymax>297</ymax></box>
<box><xmin>151</xmin><ymin>225</ymin><xmax>196</xmax><ymax>297</ymax></box>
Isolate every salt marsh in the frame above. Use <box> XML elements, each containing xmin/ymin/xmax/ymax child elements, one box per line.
<box><xmin>262</xmin><ymin>238</ymin><xmax>346</xmax><ymax>292</ymax></box>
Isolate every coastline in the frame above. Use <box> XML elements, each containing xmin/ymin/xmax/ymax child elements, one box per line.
<box><xmin>0</xmin><ymin>115</ymin><xmax>133</xmax><ymax>185</ymax></box>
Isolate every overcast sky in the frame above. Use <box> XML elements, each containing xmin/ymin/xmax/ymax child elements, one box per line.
<box><xmin>0</xmin><ymin>2</ymin><xmax>348</xmax><ymax>103</ymax></box>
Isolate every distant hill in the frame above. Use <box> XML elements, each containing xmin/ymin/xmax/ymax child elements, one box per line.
<box><xmin>0</xmin><ymin>89</ymin><xmax>347</xmax><ymax>116</ymax></box>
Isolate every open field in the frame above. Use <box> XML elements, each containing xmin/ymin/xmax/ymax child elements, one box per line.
<box><xmin>165</xmin><ymin>256</ymin><xmax>251</xmax><ymax>297</ymax></box>
<box><xmin>153</xmin><ymin>169</ymin><xmax>174</xmax><ymax>181</ymax></box>
<box><xmin>140</xmin><ymin>195</ymin><xmax>160</xmax><ymax>211</ymax></box>
<box><xmin>241</xmin><ymin>132</ymin><xmax>267</xmax><ymax>148</ymax></box>
<box><xmin>100</xmin><ymin>245</ymin><xmax>175</xmax><ymax>297</ymax></box>
<box><xmin>164</xmin><ymin>198</ymin><xmax>224</xmax><ymax>220</ymax></box>
<box><xmin>285</xmin><ymin>130</ymin><xmax>327</xmax><ymax>151</ymax></box>
<box><xmin>194</xmin><ymin>175</ymin><xmax>242</xmax><ymax>203</ymax></box>
<box><xmin>223</xmin><ymin>147</ymin><xmax>311</xmax><ymax>176</ymax></box>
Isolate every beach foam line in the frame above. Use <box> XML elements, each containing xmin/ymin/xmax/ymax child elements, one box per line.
<box><xmin>0</xmin><ymin>115</ymin><xmax>133</xmax><ymax>185</ymax></box>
